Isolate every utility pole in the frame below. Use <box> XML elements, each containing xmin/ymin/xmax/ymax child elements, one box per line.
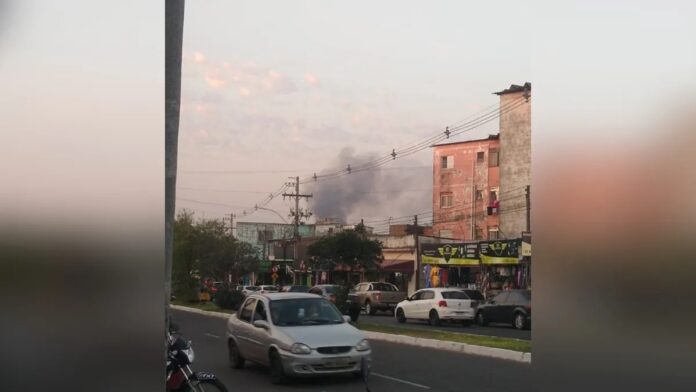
<box><xmin>282</xmin><ymin>176</ymin><xmax>312</xmax><ymax>262</ymax></box>
<box><xmin>229</xmin><ymin>213</ymin><xmax>235</xmax><ymax>238</ymax></box>
<box><xmin>525</xmin><ymin>185</ymin><xmax>531</xmax><ymax>233</ymax></box>
<box><xmin>413</xmin><ymin>215</ymin><xmax>421</xmax><ymax>291</ymax></box>
<box><xmin>165</xmin><ymin>0</ymin><xmax>185</xmax><ymax>336</ymax></box>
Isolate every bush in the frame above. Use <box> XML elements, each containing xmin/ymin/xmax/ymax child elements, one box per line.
<box><xmin>173</xmin><ymin>275</ymin><xmax>199</xmax><ymax>303</ymax></box>
<box><xmin>214</xmin><ymin>289</ymin><xmax>245</xmax><ymax>310</ymax></box>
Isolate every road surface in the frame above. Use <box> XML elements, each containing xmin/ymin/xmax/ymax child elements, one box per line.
<box><xmin>171</xmin><ymin>309</ymin><xmax>532</xmax><ymax>392</ymax></box>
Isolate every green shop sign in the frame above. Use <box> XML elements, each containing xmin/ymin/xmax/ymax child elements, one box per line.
<box><xmin>420</xmin><ymin>243</ymin><xmax>479</xmax><ymax>266</ymax></box>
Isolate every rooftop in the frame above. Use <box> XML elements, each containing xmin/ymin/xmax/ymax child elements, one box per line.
<box><xmin>431</xmin><ymin>133</ymin><xmax>499</xmax><ymax>148</ymax></box>
<box><xmin>494</xmin><ymin>82</ymin><xmax>531</xmax><ymax>96</ymax></box>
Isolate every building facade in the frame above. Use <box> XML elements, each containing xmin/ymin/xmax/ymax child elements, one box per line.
<box><xmin>431</xmin><ymin>135</ymin><xmax>501</xmax><ymax>241</ymax></box>
<box><xmin>496</xmin><ymin>82</ymin><xmax>531</xmax><ymax>238</ymax></box>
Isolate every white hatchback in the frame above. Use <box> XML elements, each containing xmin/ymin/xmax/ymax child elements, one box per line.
<box><xmin>395</xmin><ymin>288</ymin><xmax>478</xmax><ymax>327</ymax></box>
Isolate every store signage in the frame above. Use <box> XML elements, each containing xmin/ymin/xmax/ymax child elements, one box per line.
<box><xmin>479</xmin><ymin>240</ymin><xmax>520</xmax><ymax>264</ymax></box>
<box><xmin>420</xmin><ymin>243</ymin><xmax>479</xmax><ymax>265</ymax></box>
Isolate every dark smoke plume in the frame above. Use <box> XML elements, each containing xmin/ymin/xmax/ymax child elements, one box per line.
<box><xmin>306</xmin><ymin>147</ymin><xmax>432</xmax><ymax>226</ymax></box>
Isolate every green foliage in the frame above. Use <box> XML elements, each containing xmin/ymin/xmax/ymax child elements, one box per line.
<box><xmin>214</xmin><ymin>289</ymin><xmax>245</xmax><ymax>310</ymax></box>
<box><xmin>173</xmin><ymin>210</ymin><xmax>259</xmax><ymax>298</ymax></box>
<box><xmin>307</xmin><ymin>230</ymin><xmax>382</xmax><ymax>271</ymax></box>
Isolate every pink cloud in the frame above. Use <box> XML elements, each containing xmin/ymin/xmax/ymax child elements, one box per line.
<box><xmin>304</xmin><ymin>73</ymin><xmax>320</xmax><ymax>86</ymax></box>
<box><xmin>193</xmin><ymin>52</ymin><xmax>206</xmax><ymax>64</ymax></box>
<box><xmin>239</xmin><ymin>87</ymin><xmax>251</xmax><ymax>97</ymax></box>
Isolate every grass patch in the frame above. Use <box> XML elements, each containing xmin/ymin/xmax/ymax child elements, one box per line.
<box><xmin>356</xmin><ymin>322</ymin><xmax>531</xmax><ymax>353</ymax></box>
<box><xmin>171</xmin><ymin>299</ymin><xmax>235</xmax><ymax>314</ymax></box>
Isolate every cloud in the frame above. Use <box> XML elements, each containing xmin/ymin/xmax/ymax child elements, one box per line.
<box><xmin>304</xmin><ymin>73</ymin><xmax>320</xmax><ymax>86</ymax></box>
<box><xmin>193</xmin><ymin>52</ymin><xmax>206</xmax><ymax>64</ymax></box>
<box><xmin>238</xmin><ymin>87</ymin><xmax>251</xmax><ymax>97</ymax></box>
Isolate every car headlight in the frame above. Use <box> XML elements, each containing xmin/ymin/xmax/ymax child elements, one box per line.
<box><xmin>355</xmin><ymin>339</ymin><xmax>370</xmax><ymax>352</ymax></box>
<box><xmin>290</xmin><ymin>343</ymin><xmax>312</xmax><ymax>355</ymax></box>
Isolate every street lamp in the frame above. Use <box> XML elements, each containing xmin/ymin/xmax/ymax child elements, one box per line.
<box><xmin>254</xmin><ymin>205</ymin><xmax>289</xmax><ymax>223</ymax></box>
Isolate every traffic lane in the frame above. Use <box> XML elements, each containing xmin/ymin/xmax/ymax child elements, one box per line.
<box><xmin>171</xmin><ymin>309</ymin><xmax>533</xmax><ymax>392</ymax></box>
<box><xmin>172</xmin><ymin>309</ymin><xmax>425</xmax><ymax>392</ymax></box>
<box><xmin>358</xmin><ymin>313</ymin><xmax>531</xmax><ymax>341</ymax></box>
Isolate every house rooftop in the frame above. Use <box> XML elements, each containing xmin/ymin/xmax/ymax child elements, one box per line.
<box><xmin>431</xmin><ymin>133</ymin><xmax>499</xmax><ymax>148</ymax></box>
<box><xmin>494</xmin><ymin>82</ymin><xmax>531</xmax><ymax>96</ymax></box>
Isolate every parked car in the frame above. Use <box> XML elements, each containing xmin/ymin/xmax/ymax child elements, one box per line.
<box><xmin>460</xmin><ymin>289</ymin><xmax>485</xmax><ymax>302</ymax></box>
<box><xmin>475</xmin><ymin>289</ymin><xmax>531</xmax><ymax>330</ymax></box>
<box><xmin>259</xmin><ymin>285</ymin><xmax>279</xmax><ymax>294</ymax></box>
<box><xmin>225</xmin><ymin>293</ymin><xmax>372</xmax><ymax>384</ymax></box>
<box><xmin>241</xmin><ymin>286</ymin><xmax>260</xmax><ymax>296</ymax></box>
<box><xmin>395</xmin><ymin>288</ymin><xmax>477</xmax><ymax>326</ymax></box>
<box><xmin>280</xmin><ymin>285</ymin><xmax>310</xmax><ymax>293</ymax></box>
<box><xmin>309</xmin><ymin>285</ymin><xmax>361</xmax><ymax>322</ymax></box>
<box><xmin>353</xmin><ymin>282</ymin><xmax>407</xmax><ymax>315</ymax></box>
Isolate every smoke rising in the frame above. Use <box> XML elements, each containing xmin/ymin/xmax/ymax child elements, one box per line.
<box><xmin>306</xmin><ymin>147</ymin><xmax>432</xmax><ymax>226</ymax></box>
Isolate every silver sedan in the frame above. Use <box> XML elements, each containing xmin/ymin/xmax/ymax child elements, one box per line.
<box><xmin>225</xmin><ymin>292</ymin><xmax>372</xmax><ymax>384</ymax></box>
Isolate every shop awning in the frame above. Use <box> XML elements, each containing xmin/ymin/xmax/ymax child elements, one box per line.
<box><xmin>381</xmin><ymin>259</ymin><xmax>414</xmax><ymax>273</ymax></box>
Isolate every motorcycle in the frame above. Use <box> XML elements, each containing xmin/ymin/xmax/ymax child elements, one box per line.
<box><xmin>167</xmin><ymin>321</ymin><xmax>228</xmax><ymax>392</ymax></box>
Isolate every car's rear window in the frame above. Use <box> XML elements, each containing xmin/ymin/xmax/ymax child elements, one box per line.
<box><xmin>463</xmin><ymin>290</ymin><xmax>485</xmax><ymax>300</ymax></box>
<box><xmin>323</xmin><ymin>286</ymin><xmax>339</xmax><ymax>294</ymax></box>
<box><xmin>372</xmin><ymin>283</ymin><xmax>397</xmax><ymax>291</ymax></box>
<box><xmin>441</xmin><ymin>291</ymin><xmax>470</xmax><ymax>300</ymax></box>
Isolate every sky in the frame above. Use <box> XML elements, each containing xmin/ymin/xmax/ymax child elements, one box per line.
<box><xmin>176</xmin><ymin>0</ymin><xmax>531</xmax><ymax>228</ymax></box>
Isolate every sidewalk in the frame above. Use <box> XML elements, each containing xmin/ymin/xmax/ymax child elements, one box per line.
<box><xmin>170</xmin><ymin>304</ymin><xmax>531</xmax><ymax>364</ymax></box>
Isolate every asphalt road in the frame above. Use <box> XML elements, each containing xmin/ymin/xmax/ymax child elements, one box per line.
<box><xmin>171</xmin><ymin>309</ymin><xmax>532</xmax><ymax>392</ymax></box>
<box><xmin>357</xmin><ymin>313</ymin><xmax>531</xmax><ymax>341</ymax></box>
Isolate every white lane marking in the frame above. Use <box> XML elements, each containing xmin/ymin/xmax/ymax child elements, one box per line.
<box><xmin>203</xmin><ymin>333</ymin><xmax>220</xmax><ymax>339</ymax></box>
<box><xmin>371</xmin><ymin>372</ymin><xmax>431</xmax><ymax>390</ymax></box>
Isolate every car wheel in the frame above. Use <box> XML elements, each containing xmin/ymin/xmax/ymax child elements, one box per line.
<box><xmin>228</xmin><ymin>339</ymin><xmax>245</xmax><ymax>369</ymax></box>
<box><xmin>514</xmin><ymin>312</ymin><xmax>528</xmax><ymax>330</ymax></box>
<box><xmin>476</xmin><ymin>311</ymin><xmax>487</xmax><ymax>326</ymax></box>
<box><xmin>428</xmin><ymin>310</ymin><xmax>441</xmax><ymax>326</ymax></box>
<box><xmin>269</xmin><ymin>350</ymin><xmax>287</xmax><ymax>385</ymax></box>
<box><xmin>365</xmin><ymin>301</ymin><xmax>376</xmax><ymax>316</ymax></box>
<box><xmin>396</xmin><ymin>308</ymin><xmax>406</xmax><ymax>323</ymax></box>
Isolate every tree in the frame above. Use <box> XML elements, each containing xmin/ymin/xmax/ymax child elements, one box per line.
<box><xmin>307</xmin><ymin>230</ymin><xmax>382</xmax><ymax>272</ymax></box>
<box><xmin>173</xmin><ymin>210</ymin><xmax>259</xmax><ymax>301</ymax></box>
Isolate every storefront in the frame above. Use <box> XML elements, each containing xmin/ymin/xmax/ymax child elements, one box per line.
<box><xmin>420</xmin><ymin>243</ymin><xmax>481</xmax><ymax>288</ymax></box>
<box><xmin>479</xmin><ymin>239</ymin><xmax>530</xmax><ymax>297</ymax></box>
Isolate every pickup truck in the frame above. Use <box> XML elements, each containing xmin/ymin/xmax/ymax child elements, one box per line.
<box><xmin>353</xmin><ymin>282</ymin><xmax>407</xmax><ymax>315</ymax></box>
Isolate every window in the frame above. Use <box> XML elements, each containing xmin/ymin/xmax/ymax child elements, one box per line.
<box><xmin>475</xmin><ymin>227</ymin><xmax>483</xmax><ymax>240</ymax></box>
<box><xmin>421</xmin><ymin>290</ymin><xmax>435</xmax><ymax>300</ymax></box>
<box><xmin>439</xmin><ymin>229</ymin><xmax>452</xmax><ymax>238</ymax></box>
<box><xmin>475</xmin><ymin>190</ymin><xmax>483</xmax><ymax>200</ymax></box>
<box><xmin>373</xmin><ymin>283</ymin><xmax>397</xmax><ymax>291</ymax></box>
<box><xmin>239</xmin><ymin>298</ymin><xmax>256</xmax><ymax>322</ymax></box>
<box><xmin>440</xmin><ymin>193</ymin><xmax>453</xmax><ymax>208</ymax></box>
<box><xmin>253</xmin><ymin>300</ymin><xmax>267</xmax><ymax>322</ymax></box>
<box><xmin>441</xmin><ymin>291</ymin><xmax>469</xmax><ymax>300</ymax></box>
<box><xmin>489</xmin><ymin>149</ymin><xmax>499</xmax><ymax>167</ymax></box>
<box><xmin>410</xmin><ymin>291</ymin><xmax>423</xmax><ymax>301</ymax></box>
<box><xmin>488</xmin><ymin>227</ymin><xmax>499</xmax><ymax>240</ymax></box>
<box><xmin>463</xmin><ymin>290</ymin><xmax>485</xmax><ymax>300</ymax></box>
<box><xmin>440</xmin><ymin>155</ymin><xmax>454</xmax><ymax>169</ymax></box>
<box><xmin>492</xmin><ymin>292</ymin><xmax>509</xmax><ymax>303</ymax></box>
<box><xmin>476</xmin><ymin>151</ymin><xmax>485</xmax><ymax>163</ymax></box>
<box><xmin>489</xmin><ymin>188</ymin><xmax>499</xmax><ymax>204</ymax></box>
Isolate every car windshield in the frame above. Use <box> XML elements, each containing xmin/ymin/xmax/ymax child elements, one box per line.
<box><xmin>372</xmin><ymin>283</ymin><xmax>396</xmax><ymax>291</ymax></box>
<box><xmin>269</xmin><ymin>298</ymin><xmax>344</xmax><ymax>326</ymax></box>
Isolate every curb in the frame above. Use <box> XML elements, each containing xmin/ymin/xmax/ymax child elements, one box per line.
<box><xmin>360</xmin><ymin>331</ymin><xmax>530</xmax><ymax>364</ymax></box>
<box><xmin>170</xmin><ymin>304</ymin><xmax>230</xmax><ymax>320</ymax></box>
<box><xmin>170</xmin><ymin>305</ymin><xmax>531</xmax><ymax>364</ymax></box>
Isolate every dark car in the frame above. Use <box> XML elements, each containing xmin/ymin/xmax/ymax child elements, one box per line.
<box><xmin>475</xmin><ymin>289</ymin><xmax>531</xmax><ymax>330</ymax></box>
<box><xmin>309</xmin><ymin>284</ymin><xmax>362</xmax><ymax>322</ymax></box>
<box><xmin>279</xmin><ymin>285</ymin><xmax>310</xmax><ymax>293</ymax></box>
